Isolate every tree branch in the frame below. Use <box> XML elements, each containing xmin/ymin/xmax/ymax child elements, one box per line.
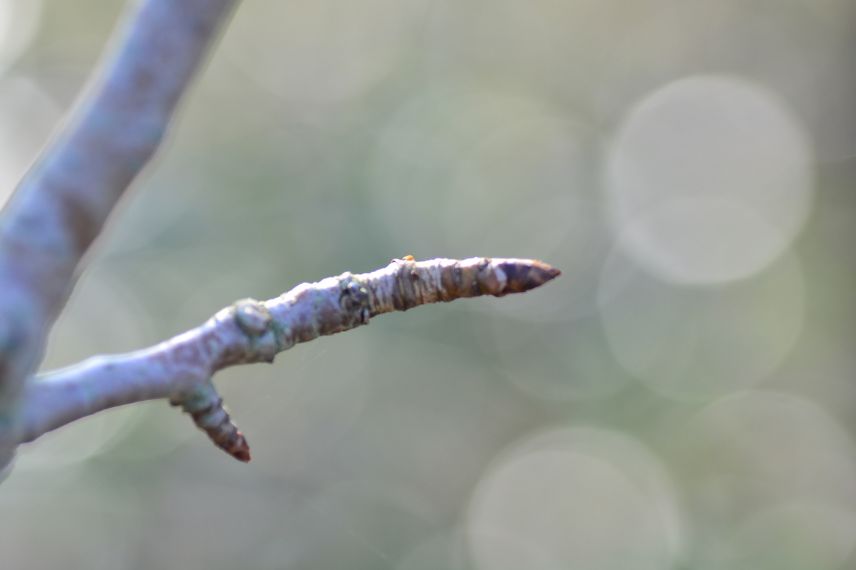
<box><xmin>14</xmin><ymin>257</ymin><xmax>559</xmax><ymax>462</ymax></box>
<box><xmin>0</xmin><ymin>0</ymin><xmax>237</xmax><ymax>427</ymax></box>
<box><xmin>0</xmin><ymin>1</ymin><xmax>560</xmax><ymax>472</ymax></box>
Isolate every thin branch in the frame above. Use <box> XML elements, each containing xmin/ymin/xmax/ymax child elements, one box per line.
<box><xmin>0</xmin><ymin>0</ymin><xmax>237</xmax><ymax>422</ymax></box>
<box><xmin>14</xmin><ymin>257</ymin><xmax>559</xmax><ymax>461</ymax></box>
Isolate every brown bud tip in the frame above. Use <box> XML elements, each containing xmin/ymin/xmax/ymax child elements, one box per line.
<box><xmin>495</xmin><ymin>259</ymin><xmax>561</xmax><ymax>294</ymax></box>
<box><xmin>529</xmin><ymin>260</ymin><xmax>561</xmax><ymax>284</ymax></box>
<box><xmin>173</xmin><ymin>386</ymin><xmax>254</xmax><ymax>464</ymax></box>
<box><xmin>229</xmin><ymin>437</ymin><xmax>252</xmax><ymax>463</ymax></box>
<box><xmin>212</xmin><ymin>427</ymin><xmax>252</xmax><ymax>463</ymax></box>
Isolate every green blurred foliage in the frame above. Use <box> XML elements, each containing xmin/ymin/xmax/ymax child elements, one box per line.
<box><xmin>1</xmin><ymin>0</ymin><xmax>855</xmax><ymax>568</ymax></box>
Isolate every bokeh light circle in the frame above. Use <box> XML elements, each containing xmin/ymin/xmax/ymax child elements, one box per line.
<box><xmin>222</xmin><ymin>0</ymin><xmax>425</xmax><ymax>107</ymax></box>
<box><xmin>598</xmin><ymin>246</ymin><xmax>805</xmax><ymax>400</ymax></box>
<box><xmin>671</xmin><ymin>391</ymin><xmax>856</xmax><ymax>568</ymax></box>
<box><xmin>467</xmin><ymin>426</ymin><xmax>683</xmax><ymax>570</ymax></box>
<box><xmin>605</xmin><ymin>74</ymin><xmax>814</xmax><ymax>284</ymax></box>
<box><xmin>678</xmin><ymin>391</ymin><xmax>856</xmax><ymax>513</ymax></box>
<box><xmin>0</xmin><ymin>0</ymin><xmax>42</xmax><ymax>73</ymax></box>
<box><xmin>369</xmin><ymin>86</ymin><xmax>592</xmax><ymax>264</ymax></box>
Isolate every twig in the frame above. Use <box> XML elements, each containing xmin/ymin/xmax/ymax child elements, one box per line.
<box><xmin>0</xmin><ymin>0</ymin><xmax>560</xmax><ymax>471</ymax></box>
<box><xmin>15</xmin><ymin>257</ymin><xmax>559</xmax><ymax>461</ymax></box>
<box><xmin>0</xmin><ymin>0</ymin><xmax>237</xmax><ymax>429</ymax></box>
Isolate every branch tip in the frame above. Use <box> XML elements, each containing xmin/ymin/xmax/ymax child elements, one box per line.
<box><xmin>497</xmin><ymin>259</ymin><xmax>560</xmax><ymax>294</ymax></box>
<box><xmin>171</xmin><ymin>383</ymin><xmax>251</xmax><ymax>463</ymax></box>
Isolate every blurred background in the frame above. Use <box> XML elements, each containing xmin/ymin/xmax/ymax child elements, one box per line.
<box><xmin>1</xmin><ymin>0</ymin><xmax>855</xmax><ymax>568</ymax></box>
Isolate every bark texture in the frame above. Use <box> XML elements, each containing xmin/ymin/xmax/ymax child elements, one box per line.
<box><xmin>17</xmin><ymin>258</ymin><xmax>559</xmax><ymax>461</ymax></box>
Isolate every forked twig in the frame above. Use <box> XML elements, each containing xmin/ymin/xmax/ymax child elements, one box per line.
<box><xmin>17</xmin><ymin>257</ymin><xmax>559</xmax><ymax>461</ymax></box>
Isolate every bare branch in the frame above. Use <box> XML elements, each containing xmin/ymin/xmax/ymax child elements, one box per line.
<box><xmin>14</xmin><ymin>257</ymin><xmax>559</xmax><ymax>461</ymax></box>
<box><xmin>0</xmin><ymin>0</ymin><xmax>237</xmax><ymax>420</ymax></box>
